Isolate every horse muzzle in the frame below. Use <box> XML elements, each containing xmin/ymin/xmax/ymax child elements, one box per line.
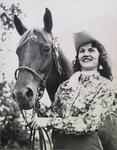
<box><xmin>12</xmin><ymin>87</ymin><xmax>35</xmax><ymax>110</ymax></box>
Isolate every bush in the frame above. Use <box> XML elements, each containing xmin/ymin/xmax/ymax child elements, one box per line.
<box><xmin>0</xmin><ymin>74</ymin><xmax>30</xmax><ymax>149</ymax></box>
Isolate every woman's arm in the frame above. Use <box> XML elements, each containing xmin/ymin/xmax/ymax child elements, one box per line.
<box><xmin>82</xmin><ymin>85</ymin><xmax>116</xmax><ymax>131</ymax></box>
<box><xmin>29</xmin><ymin>116</ymin><xmax>87</xmax><ymax>132</ymax></box>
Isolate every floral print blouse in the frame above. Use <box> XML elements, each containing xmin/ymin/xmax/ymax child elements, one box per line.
<box><xmin>50</xmin><ymin>71</ymin><xmax>117</xmax><ymax>135</ymax></box>
<box><xmin>36</xmin><ymin>71</ymin><xmax>117</xmax><ymax>135</ymax></box>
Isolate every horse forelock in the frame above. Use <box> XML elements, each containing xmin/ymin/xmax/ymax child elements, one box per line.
<box><xmin>31</xmin><ymin>28</ymin><xmax>53</xmax><ymax>44</ymax></box>
<box><xmin>16</xmin><ymin>29</ymin><xmax>53</xmax><ymax>53</ymax></box>
<box><xmin>16</xmin><ymin>30</ymin><xmax>31</xmax><ymax>51</ymax></box>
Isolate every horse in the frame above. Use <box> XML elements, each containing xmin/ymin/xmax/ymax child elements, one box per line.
<box><xmin>12</xmin><ymin>8</ymin><xmax>117</xmax><ymax>150</ymax></box>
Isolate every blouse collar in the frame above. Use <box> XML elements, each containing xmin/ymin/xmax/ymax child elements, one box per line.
<box><xmin>81</xmin><ymin>70</ymin><xmax>100</xmax><ymax>76</ymax></box>
<box><xmin>79</xmin><ymin>71</ymin><xmax>100</xmax><ymax>83</ymax></box>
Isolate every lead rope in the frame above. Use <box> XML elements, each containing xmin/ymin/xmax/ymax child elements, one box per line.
<box><xmin>35</xmin><ymin>101</ymin><xmax>53</xmax><ymax>150</ymax></box>
<box><xmin>20</xmin><ymin>108</ymin><xmax>36</xmax><ymax>150</ymax></box>
<box><xmin>38</xmin><ymin>127</ymin><xmax>53</xmax><ymax>150</ymax></box>
<box><xmin>42</xmin><ymin>127</ymin><xmax>53</xmax><ymax>149</ymax></box>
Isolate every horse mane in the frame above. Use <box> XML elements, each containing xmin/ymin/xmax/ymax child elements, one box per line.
<box><xmin>58</xmin><ymin>48</ymin><xmax>73</xmax><ymax>79</ymax></box>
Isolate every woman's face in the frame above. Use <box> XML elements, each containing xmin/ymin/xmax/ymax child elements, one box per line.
<box><xmin>78</xmin><ymin>43</ymin><xmax>99</xmax><ymax>71</ymax></box>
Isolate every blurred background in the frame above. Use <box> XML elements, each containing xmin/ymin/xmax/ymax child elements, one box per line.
<box><xmin>0</xmin><ymin>0</ymin><xmax>117</xmax><ymax>149</ymax></box>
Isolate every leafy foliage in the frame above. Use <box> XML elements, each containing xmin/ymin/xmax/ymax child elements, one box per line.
<box><xmin>0</xmin><ymin>2</ymin><xmax>25</xmax><ymax>41</ymax></box>
<box><xmin>0</xmin><ymin>73</ymin><xmax>30</xmax><ymax>149</ymax></box>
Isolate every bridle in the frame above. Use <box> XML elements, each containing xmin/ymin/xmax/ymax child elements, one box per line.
<box><xmin>14</xmin><ymin>34</ymin><xmax>57</xmax><ymax>100</ymax></box>
<box><xmin>14</xmin><ymin>31</ymin><xmax>63</xmax><ymax>101</ymax></box>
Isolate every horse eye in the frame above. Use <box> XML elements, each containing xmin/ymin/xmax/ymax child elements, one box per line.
<box><xmin>44</xmin><ymin>45</ymin><xmax>50</xmax><ymax>52</ymax></box>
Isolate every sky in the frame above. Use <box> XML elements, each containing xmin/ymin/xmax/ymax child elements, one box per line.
<box><xmin>1</xmin><ymin>0</ymin><xmax>117</xmax><ymax>89</ymax></box>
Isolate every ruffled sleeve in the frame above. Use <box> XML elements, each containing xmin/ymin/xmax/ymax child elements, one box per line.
<box><xmin>51</xmin><ymin>72</ymin><xmax>81</xmax><ymax>117</ymax></box>
<box><xmin>83</xmin><ymin>81</ymin><xmax>116</xmax><ymax>131</ymax></box>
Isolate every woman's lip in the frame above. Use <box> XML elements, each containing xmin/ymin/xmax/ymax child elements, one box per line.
<box><xmin>82</xmin><ymin>57</ymin><xmax>93</xmax><ymax>62</ymax></box>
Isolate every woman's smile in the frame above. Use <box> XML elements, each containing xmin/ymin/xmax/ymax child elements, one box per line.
<box><xmin>81</xmin><ymin>56</ymin><xmax>93</xmax><ymax>62</ymax></box>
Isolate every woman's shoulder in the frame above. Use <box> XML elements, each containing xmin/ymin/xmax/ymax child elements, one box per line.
<box><xmin>69</xmin><ymin>71</ymin><xmax>81</xmax><ymax>82</ymax></box>
<box><xmin>58</xmin><ymin>71</ymin><xmax>81</xmax><ymax>91</ymax></box>
<box><xmin>100</xmin><ymin>75</ymin><xmax>114</xmax><ymax>90</ymax></box>
<box><xmin>65</xmin><ymin>71</ymin><xmax>81</xmax><ymax>88</ymax></box>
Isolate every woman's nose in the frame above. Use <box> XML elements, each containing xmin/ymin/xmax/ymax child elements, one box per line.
<box><xmin>83</xmin><ymin>50</ymin><xmax>89</xmax><ymax>56</ymax></box>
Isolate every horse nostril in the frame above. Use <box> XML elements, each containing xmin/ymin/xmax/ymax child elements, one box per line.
<box><xmin>25</xmin><ymin>88</ymin><xmax>34</xmax><ymax>100</ymax></box>
<box><xmin>12</xmin><ymin>92</ymin><xmax>15</xmax><ymax>99</ymax></box>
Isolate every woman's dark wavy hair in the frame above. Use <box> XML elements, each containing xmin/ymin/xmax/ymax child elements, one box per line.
<box><xmin>73</xmin><ymin>41</ymin><xmax>113</xmax><ymax>81</ymax></box>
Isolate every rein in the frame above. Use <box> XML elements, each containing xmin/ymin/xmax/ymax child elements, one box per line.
<box><xmin>20</xmin><ymin>108</ymin><xmax>53</xmax><ymax>150</ymax></box>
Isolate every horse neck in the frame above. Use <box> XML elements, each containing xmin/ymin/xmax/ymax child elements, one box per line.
<box><xmin>46</xmin><ymin>48</ymin><xmax>73</xmax><ymax>102</ymax></box>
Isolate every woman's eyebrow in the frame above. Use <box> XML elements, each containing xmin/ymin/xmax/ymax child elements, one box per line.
<box><xmin>88</xmin><ymin>48</ymin><xmax>95</xmax><ymax>51</ymax></box>
<box><xmin>79</xmin><ymin>48</ymin><xmax>85</xmax><ymax>52</ymax></box>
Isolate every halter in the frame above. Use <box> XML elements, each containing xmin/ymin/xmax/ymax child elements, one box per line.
<box><xmin>14</xmin><ymin>30</ymin><xmax>63</xmax><ymax>100</ymax></box>
<box><xmin>14</xmin><ymin>34</ymin><xmax>56</xmax><ymax>99</ymax></box>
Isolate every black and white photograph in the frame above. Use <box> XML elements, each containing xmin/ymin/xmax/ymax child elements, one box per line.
<box><xmin>0</xmin><ymin>0</ymin><xmax>117</xmax><ymax>150</ymax></box>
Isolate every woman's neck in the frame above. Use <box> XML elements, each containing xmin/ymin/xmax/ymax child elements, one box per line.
<box><xmin>81</xmin><ymin>70</ymin><xmax>99</xmax><ymax>76</ymax></box>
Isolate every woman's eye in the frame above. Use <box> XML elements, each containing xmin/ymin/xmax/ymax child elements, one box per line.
<box><xmin>79</xmin><ymin>49</ymin><xmax>85</xmax><ymax>53</ymax></box>
<box><xmin>88</xmin><ymin>48</ymin><xmax>95</xmax><ymax>52</ymax></box>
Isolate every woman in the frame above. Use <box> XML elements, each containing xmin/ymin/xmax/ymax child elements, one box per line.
<box><xmin>31</xmin><ymin>31</ymin><xmax>117</xmax><ymax>150</ymax></box>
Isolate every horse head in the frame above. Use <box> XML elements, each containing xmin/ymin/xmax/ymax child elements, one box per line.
<box><xmin>12</xmin><ymin>8</ymin><xmax>55</xmax><ymax>110</ymax></box>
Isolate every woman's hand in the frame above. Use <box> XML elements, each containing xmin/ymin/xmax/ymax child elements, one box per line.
<box><xmin>29</xmin><ymin>115</ymin><xmax>51</xmax><ymax>129</ymax></box>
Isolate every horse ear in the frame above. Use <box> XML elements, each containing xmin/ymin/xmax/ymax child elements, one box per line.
<box><xmin>14</xmin><ymin>15</ymin><xmax>27</xmax><ymax>35</ymax></box>
<box><xmin>43</xmin><ymin>8</ymin><xmax>53</xmax><ymax>33</ymax></box>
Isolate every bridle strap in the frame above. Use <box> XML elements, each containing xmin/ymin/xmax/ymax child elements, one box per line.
<box><xmin>15</xmin><ymin>66</ymin><xmax>43</xmax><ymax>82</ymax></box>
